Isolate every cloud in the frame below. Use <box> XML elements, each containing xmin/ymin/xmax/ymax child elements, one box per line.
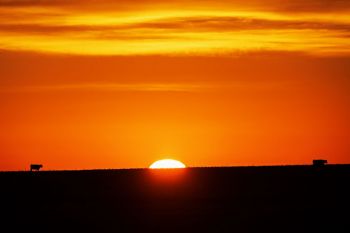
<box><xmin>1</xmin><ymin>0</ymin><xmax>350</xmax><ymax>13</ymax></box>
<box><xmin>0</xmin><ymin>83</ymin><xmax>214</xmax><ymax>93</ymax></box>
<box><xmin>0</xmin><ymin>81</ymin><xmax>294</xmax><ymax>93</ymax></box>
<box><xmin>0</xmin><ymin>1</ymin><xmax>350</xmax><ymax>55</ymax></box>
<box><xmin>1</xmin><ymin>16</ymin><xmax>350</xmax><ymax>35</ymax></box>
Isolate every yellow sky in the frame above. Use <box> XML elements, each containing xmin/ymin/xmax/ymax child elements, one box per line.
<box><xmin>0</xmin><ymin>1</ymin><xmax>350</xmax><ymax>56</ymax></box>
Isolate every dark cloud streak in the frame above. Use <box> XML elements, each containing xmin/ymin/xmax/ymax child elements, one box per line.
<box><xmin>1</xmin><ymin>0</ymin><xmax>350</xmax><ymax>13</ymax></box>
<box><xmin>1</xmin><ymin>16</ymin><xmax>349</xmax><ymax>37</ymax></box>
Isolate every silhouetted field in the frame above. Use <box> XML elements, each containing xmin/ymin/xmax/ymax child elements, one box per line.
<box><xmin>1</xmin><ymin>165</ymin><xmax>350</xmax><ymax>233</ymax></box>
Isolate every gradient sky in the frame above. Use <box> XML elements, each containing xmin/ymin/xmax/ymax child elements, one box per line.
<box><xmin>1</xmin><ymin>0</ymin><xmax>350</xmax><ymax>170</ymax></box>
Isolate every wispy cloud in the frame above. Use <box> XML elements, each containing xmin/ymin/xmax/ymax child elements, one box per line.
<box><xmin>1</xmin><ymin>0</ymin><xmax>350</xmax><ymax>13</ymax></box>
<box><xmin>1</xmin><ymin>16</ymin><xmax>350</xmax><ymax>34</ymax></box>
<box><xmin>0</xmin><ymin>81</ymin><xmax>293</xmax><ymax>93</ymax></box>
<box><xmin>1</xmin><ymin>83</ymin><xmax>212</xmax><ymax>93</ymax></box>
<box><xmin>0</xmin><ymin>1</ymin><xmax>350</xmax><ymax>55</ymax></box>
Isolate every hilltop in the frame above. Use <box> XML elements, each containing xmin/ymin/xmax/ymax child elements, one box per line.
<box><xmin>1</xmin><ymin>165</ymin><xmax>349</xmax><ymax>233</ymax></box>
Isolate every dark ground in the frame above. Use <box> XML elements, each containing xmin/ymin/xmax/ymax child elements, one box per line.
<box><xmin>1</xmin><ymin>165</ymin><xmax>349</xmax><ymax>233</ymax></box>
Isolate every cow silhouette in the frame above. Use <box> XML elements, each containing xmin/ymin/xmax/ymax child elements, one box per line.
<box><xmin>313</xmin><ymin>159</ymin><xmax>327</xmax><ymax>167</ymax></box>
<box><xmin>30</xmin><ymin>164</ymin><xmax>43</xmax><ymax>171</ymax></box>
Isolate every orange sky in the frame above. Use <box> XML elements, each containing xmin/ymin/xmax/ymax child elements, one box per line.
<box><xmin>1</xmin><ymin>0</ymin><xmax>350</xmax><ymax>170</ymax></box>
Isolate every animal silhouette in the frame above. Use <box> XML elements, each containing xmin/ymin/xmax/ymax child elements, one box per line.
<box><xmin>30</xmin><ymin>164</ymin><xmax>43</xmax><ymax>171</ymax></box>
<box><xmin>313</xmin><ymin>159</ymin><xmax>327</xmax><ymax>167</ymax></box>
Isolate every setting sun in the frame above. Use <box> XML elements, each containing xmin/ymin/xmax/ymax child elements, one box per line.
<box><xmin>149</xmin><ymin>159</ymin><xmax>186</xmax><ymax>169</ymax></box>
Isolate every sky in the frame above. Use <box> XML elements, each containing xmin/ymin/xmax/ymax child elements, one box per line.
<box><xmin>1</xmin><ymin>0</ymin><xmax>350</xmax><ymax>170</ymax></box>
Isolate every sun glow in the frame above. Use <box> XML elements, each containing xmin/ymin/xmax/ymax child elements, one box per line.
<box><xmin>149</xmin><ymin>159</ymin><xmax>186</xmax><ymax>169</ymax></box>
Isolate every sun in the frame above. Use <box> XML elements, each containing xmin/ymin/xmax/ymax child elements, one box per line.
<box><xmin>149</xmin><ymin>159</ymin><xmax>186</xmax><ymax>169</ymax></box>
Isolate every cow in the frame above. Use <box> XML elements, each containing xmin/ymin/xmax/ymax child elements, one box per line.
<box><xmin>313</xmin><ymin>159</ymin><xmax>327</xmax><ymax>167</ymax></box>
<box><xmin>30</xmin><ymin>164</ymin><xmax>43</xmax><ymax>171</ymax></box>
